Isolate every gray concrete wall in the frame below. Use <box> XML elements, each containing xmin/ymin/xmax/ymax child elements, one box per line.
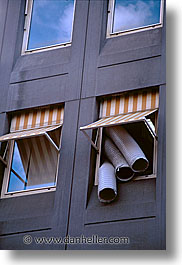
<box><xmin>0</xmin><ymin>0</ymin><xmax>166</xmax><ymax>249</ymax></box>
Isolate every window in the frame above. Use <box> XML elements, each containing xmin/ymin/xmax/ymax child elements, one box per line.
<box><xmin>0</xmin><ymin>106</ymin><xmax>64</xmax><ymax>197</ymax></box>
<box><xmin>107</xmin><ymin>0</ymin><xmax>163</xmax><ymax>37</ymax></box>
<box><xmin>22</xmin><ymin>0</ymin><xmax>75</xmax><ymax>53</ymax></box>
<box><xmin>80</xmin><ymin>88</ymin><xmax>159</xmax><ymax>203</ymax></box>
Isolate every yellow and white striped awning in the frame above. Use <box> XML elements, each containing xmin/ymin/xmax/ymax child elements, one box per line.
<box><xmin>0</xmin><ymin>106</ymin><xmax>64</xmax><ymax>151</ymax></box>
<box><xmin>99</xmin><ymin>88</ymin><xmax>159</xmax><ymax>118</ymax></box>
<box><xmin>0</xmin><ymin>106</ymin><xmax>64</xmax><ymax>176</ymax></box>
<box><xmin>10</xmin><ymin>105</ymin><xmax>64</xmax><ymax>132</ymax></box>
<box><xmin>80</xmin><ymin>109</ymin><xmax>157</xmax><ymax>131</ymax></box>
<box><xmin>0</xmin><ymin>125</ymin><xmax>61</xmax><ymax>142</ymax></box>
<box><xmin>80</xmin><ymin>89</ymin><xmax>159</xmax><ymax>141</ymax></box>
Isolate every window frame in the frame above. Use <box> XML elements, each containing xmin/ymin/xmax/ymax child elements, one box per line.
<box><xmin>81</xmin><ymin>110</ymin><xmax>158</xmax><ymax>185</ymax></box>
<box><xmin>106</xmin><ymin>0</ymin><xmax>164</xmax><ymax>38</ymax></box>
<box><xmin>0</xmin><ymin>126</ymin><xmax>62</xmax><ymax>198</ymax></box>
<box><xmin>22</xmin><ymin>0</ymin><xmax>76</xmax><ymax>55</ymax></box>
<box><xmin>94</xmin><ymin>115</ymin><xmax>158</xmax><ymax>185</ymax></box>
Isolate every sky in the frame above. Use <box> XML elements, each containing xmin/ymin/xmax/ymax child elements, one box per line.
<box><xmin>28</xmin><ymin>0</ymin><xmax>75</xmax><ymax>50</ymax></box>
<box><xmin>113</xmin><ymin>0</ymin><xmax>161</xmax><ymax>33</ymax></box>
<box><xmin>8</xmin><ymin>142</ymin><xmax>27</xmax><ymax>192</ymax></box>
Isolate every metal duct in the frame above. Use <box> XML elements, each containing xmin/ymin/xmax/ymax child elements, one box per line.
<box><xmin>98</xmin><ymin>161</ymin><xmax>117</xmax><ymax>203</ymax></box>
<box><xmin>103</xmin><ymin>136</ymin><xmax>134</xmax><ymax>182</ymax></box>
<box><xmin>105</xmin><ymin>126</ymin><xmax>149</xmax><ymax>172</ymax></box>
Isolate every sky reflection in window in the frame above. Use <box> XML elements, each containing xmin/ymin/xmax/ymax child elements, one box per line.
<box><xmin>28</xmin><ymin>0</ymin><xmax>75</xmax><ymax>50</ymax></box>
<box><xmin>113</xmin><ymin>0</ymin><xmax>161</xmax><ymax>33</ymax></box>
<box><xmin>8</xmin><ymin>142</ymin><xmax>27</xmax><ymax>192</ymax></box>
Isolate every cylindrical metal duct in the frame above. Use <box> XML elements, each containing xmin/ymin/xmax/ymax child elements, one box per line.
<box><xmin>103</xmin><ymin>136</ymin><xmax>134</xmax><ymax>181</ymax></box>
<box><xmin>105</xmin><ymin>126</ymin><xmax>149</xmax><ymax>172</ymax></box>
<box><xmin>98</xmin><ymin>161</ymin><xmax>117</xmax><ymax>203</ymax></box>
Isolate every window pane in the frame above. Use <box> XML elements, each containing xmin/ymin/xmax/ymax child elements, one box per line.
<box><xmin>28</xmin><ymin>0</ymin><xmax>75</xmax><ymax>50</ymax></box>
<box><xmin>8</xmin><ymin>142</ymin><xmax>27</xmax><ymax>192</ymax></box>
<box><xmin>8</xmin><ymin>131</ymin><xmax>60</xmax><ymax>193</ymax></box>
<box><xmin>112</xmin><ymin>0</ymin><xmax>161</xmax><ymax>33</ymax></box>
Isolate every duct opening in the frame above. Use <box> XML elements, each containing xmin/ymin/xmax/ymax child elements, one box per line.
<box><xmin>132</xmin><ymin>158</ymin><xmax>149</xmax><ymax>172</ymax></box>
<box><xmin>99</xmin><ymin>188</ymin><xmax>116</xmax><ymax>202</ymax></box>
<box><xmin>123</xmin><ymin>120</ymin><xmax>155</xmax><ymax>177</ymax></box>
<box><xmin>116</xmin><ymin>166</ymin><xmax>134</xmax><ymax>181</ymax></box>
<box><xmin>102</xmin><ymin>136</ymin><xmax>135</xmax><ymax>182</ymax></box>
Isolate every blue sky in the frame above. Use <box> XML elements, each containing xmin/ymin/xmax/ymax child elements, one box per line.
<box><xmin>8</xmin><ymin>142</ymin><xmax>27</xmax><ymax>192</ymax></box>
<box><xmin>113</xmin><ymin>0</ymin><xmax>161</xmax><ymax>33</ymax></box>
<box><xmin>28</xmin><ymin>0</ymin><xmax>75</xmax><ymax>50</ymax></box>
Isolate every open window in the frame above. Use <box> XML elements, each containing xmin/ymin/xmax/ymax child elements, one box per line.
<box><xmin>0</xmin><ymin>106</ymin><xmax>64</xmax><ymax>197</ymax></box>
<box><xmin>80</xmin><ymin>88</ymin><xmax>159</xmax><ymax>191</ymax></box>
<box><xmin>22</xmin><ymin>0</ymin><xmax>76</xmax><ymax>54</ymax></box>
<box><xmin>107</xmin><ymin>0</ymin><xmax>164</xmax><ymax>37</ymax></box>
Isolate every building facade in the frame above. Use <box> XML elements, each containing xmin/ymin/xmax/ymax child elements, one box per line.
<box><xmin>0</xmin><ymin>0</ymin><xmax>166</xmax><ymax>250</ymax></box>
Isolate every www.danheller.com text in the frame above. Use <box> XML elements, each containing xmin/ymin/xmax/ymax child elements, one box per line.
<box><xmin>23</xmin><ymin>234</ymin><xmax>130</xmax><ymax>245</ymax></box>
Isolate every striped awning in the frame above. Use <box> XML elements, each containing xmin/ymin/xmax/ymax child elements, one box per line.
<box><xmin>0</xmin><ymin>106</ymin><xmax>64</xmax><ymax>187</ymax></box>
<box><xmin>99</xmin><ymin>88</ymin><xmax>159</xmax><ymax>118</ymax></box>
<box><xmin>0</xmin><ymin>125</ymin><xmax>61</xmax><ymax>143</ymax></box>
<box><xmin>10</xmin><ymin>106</ymin><xmax>64</xmax><ymax>132</ymax></box>
<box><xmin>80</xmin><ymin>109</ymin><xmax>157</xmax><ymax>131</ymax></box>
<box><xmin>80</xmin><ymin>89</ymin><xmax>159</xmax><ymax>140</ymax></box>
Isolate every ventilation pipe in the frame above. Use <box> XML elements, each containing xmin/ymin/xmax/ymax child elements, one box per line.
<box><xmin>103</xmin><ymin>136</ymin><xmax>134</xmax><ymax>181</ymax></box>
<box><xmin>105</xmin><ymin>126</ymin><xmax>149</xmax><ymax>172</ymax></box>
<box><xmin>98</xmin><ymin>161</ymin><xmax>117</xmax><ymax>203</ymax></box>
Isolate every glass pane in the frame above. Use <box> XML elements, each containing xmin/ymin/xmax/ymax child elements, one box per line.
<box><xmin>8</xmin><ymin>172</ymin><xmax>26</xmax><ymax>193</ymax></box>
<box><xmin>8</xmin><ymin>130</ymin><xmax>60</xmax><ymax>193</ymax></box>
<box><xmin>112</xmin><ymin>0</ymin><xmax>161</xmax><ymax>33</ymax></box>
<box><xmin>28</xmin><ymin>0</ymin><xmax>75</xmax><ymax>50</ymax></box>
<box><xmin>8</xmin><ymin>142</ymin><xmax>27</xmax><ymax>192</ymax></box>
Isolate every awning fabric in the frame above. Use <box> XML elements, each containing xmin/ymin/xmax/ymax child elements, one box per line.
<box><xmin>10</xmin><ymin>105</ymin><xmax>64</xmax><ymax>132</ymax></box>
<box><xmin>99</xmin><ymin>88</ymin><xmax>159</xmax><ymax>118</ymax></box>
<box><xmin>0</xmin><ymin>125</ymin><xmax>61</xmax><ymax>142</ymax></box>
<box><xmin>80</xmin><ymin>109</ymin><xmax>157</xmax><ymax>131</ymax></box>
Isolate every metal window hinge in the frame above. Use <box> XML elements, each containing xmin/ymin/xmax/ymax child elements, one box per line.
<box><xmin>81</xmin><ymin>130</ymin><xmax>99</xmax><ymax>152</ymax></box>
<box><xmin>45</xmin><ymin>133</ymin><xmax>60</xmax><ymax>152</ymax></box>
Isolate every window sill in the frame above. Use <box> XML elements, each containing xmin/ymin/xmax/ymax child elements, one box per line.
<box><xmin>107</xmin><ymin>24</ymin><xmax>163</xmax><ymax>39</ymax></box>
<box><xmin>133</xmin><ymin>174</ymin><xmax>156</xmax><ymax>181</ymax></box>
<box><xmin>1</xmin><ymin>186</ymin><xmax>56</xmax><ymax>199</ymax></box>
<box><xmin>22</xmin><ymin>42</ymin><xmax>71</xmax><ymax>55</ymax></box>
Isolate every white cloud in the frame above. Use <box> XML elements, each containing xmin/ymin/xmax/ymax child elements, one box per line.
<box><xmin>28</xmin><ymin>0</ymin><xmax>74</xmax><ymax>48</ymax></box>
<box><xmin>113</xmin><ymin>0</ymin><xmax>155</xmax><ymax>32</ymax></box>
<box><xmin>57</xmin><ymin>3</ymin><xmax>74</xmax><ymax>41</ymax></box>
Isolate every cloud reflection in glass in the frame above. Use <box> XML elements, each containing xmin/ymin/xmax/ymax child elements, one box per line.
<box><xmin>28</xmin><ymin>0</ymin><xmax>75</xmax><ymax>50</ymax></box>
<box><xmin>113</xmin><ymin>0</ymin><xmax>161</xmax><ymax>33</ymax></box>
